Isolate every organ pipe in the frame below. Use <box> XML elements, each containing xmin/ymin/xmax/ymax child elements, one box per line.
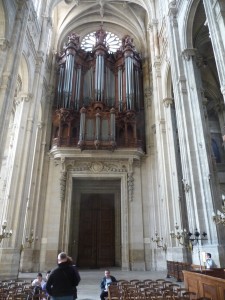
<box><xmin>95</xmin><ymin>113</ymin><xmax>101</xmax><ymax>140</ymax></box>
<box><xmin>63</xmin><ymin>54</ymin><xmax>75</xmax><ymax>108</ymax></box>
<box><xmin>75</xmin><ymin>68</ymin><xmax>81</xmax><ymax>111</ymax></box>
<box><xmin>79</xmin><ymin>107</ymin><xmax>86</xmax><ymax>141</ymax></box>
<box><xmin>118</xmin><ymin>68</ymin><xmax>123</xmax><ymax>111</ymax></box>
<box><xmin>110</xmin><ymin>108</ymin><xmax>115</xmax><ymax>141</ymax></box>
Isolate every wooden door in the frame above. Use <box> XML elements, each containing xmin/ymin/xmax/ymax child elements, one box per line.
<box><xmin>77</xmin><ymin>193</ymin><xmax>115</xmax><ymax>268</ymax></box>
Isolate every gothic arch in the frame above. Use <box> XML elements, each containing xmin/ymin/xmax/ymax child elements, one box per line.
<box><xmin>18</xmin><ymin>54</ymin><xmax>30</xmax><ymax>94</ymax></box>
<box><xmin>182</xmin><ymin>0</ymin><xmax>201</xmax><ymax>50</ymax></box>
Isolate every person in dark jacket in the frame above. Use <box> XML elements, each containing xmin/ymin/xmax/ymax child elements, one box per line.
<box><xmin>100</xmin><ymin>269</ymin><xmax>117</xmax><ymax>300</ymax></box>
<box><xmin>46</xmin><ymin>252</ymin><xmax>79</xmax><ymax>300</ymax></box>
<box><xmin>67</xmin><ymin>256</ymin><xmax>81</xmax><ymax>299</ymax></box>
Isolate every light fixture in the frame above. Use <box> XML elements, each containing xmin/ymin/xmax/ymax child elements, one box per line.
<box><xmin>151</xmin><ymin>232</ymin><xmax>167</xmax><ymax>252</ymax></box>
<box><xmin>170</xmin><ymin>223</ymin><xmax>191</xmax><ymax>248</ymax></box>
<box><xmin>170</xmin><ymin>224</ymin><xmax>207</xmax><ymax>251</ymax></box>
<box><xmin>25</xmin><ymin>229</ymin><xmax>38</xmax><ymax>248</ymax></box>
<box><xmin>188</xmin><ymin>229</ymin><xmax>207</xmax><ymax>246</ymax></box>
<box><xmin>212</xmin><ymin>198</ymin><xmax>225</xmax><ymax>226</ymax></box>
<box><xmin>0</xmin><ymin>221</ymin><xmax>12</xmax><ymax>243</ymax></box>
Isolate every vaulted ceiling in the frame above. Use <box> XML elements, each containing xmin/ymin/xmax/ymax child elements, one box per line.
<box><xmin>49</xmin><ymin>0</ymin><xmax>153</xmax><ymax>54</ymax></box>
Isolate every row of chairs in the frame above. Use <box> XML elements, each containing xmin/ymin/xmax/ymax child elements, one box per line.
<box><xmin>106</xmin><ymin>278</ymin><xmax>211</xmax><ymax>300</ymax></box>
<box><xmin>0</xmin><ymin>280</ymin><xmax>47</xmax><ymax>300</ymax></box>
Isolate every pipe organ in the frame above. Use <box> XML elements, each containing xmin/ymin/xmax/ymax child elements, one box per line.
<box><xmin>52</xmin><ymin>28</ymin><xmax>145</xmax><ymax>151</ymax></box>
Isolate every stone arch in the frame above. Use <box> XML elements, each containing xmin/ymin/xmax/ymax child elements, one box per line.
<box><xmin>18</xmin><ymin>53</ymin><xmax>30</xmax><ymax>94</ymax></box>
<box><xmin>182</xmin><ymin>0</ymin><xmax>201</xmax><ymax>49</ymax></box>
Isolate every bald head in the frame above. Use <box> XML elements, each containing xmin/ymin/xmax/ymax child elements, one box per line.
<box><xmin>57</xmin><ymin>252</ymin><xmax>68</xmax><ymax>264</ymax></box>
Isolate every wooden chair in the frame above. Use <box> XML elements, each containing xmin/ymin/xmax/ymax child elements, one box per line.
<box><xmin>108</xmin><ymin>284</ymin><xmax>121</xmax><ymax>300</ymax></box>
<box><xmin>143</xmin><ymin>279</ymin><xmax>153</xmax><ymax>286</ymax></box>
<box><xmin>182</xmin><ymin>291</ymin><xmax>197</xmax><ymax>299</ymax></box>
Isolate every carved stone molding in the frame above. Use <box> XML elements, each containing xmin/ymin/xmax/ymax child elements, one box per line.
<box><xmin>163</xmin><ymin>97</ymin><xmax>174</xmax><ymax>108</ymax></box>
<box><xmin>65</xmin><ymin>160</ymin><xmax>128</xmax><ymax>173</ymax></box>
<box><xmin>127</xmin><ymin>172</ymin><xmax>134</xmax><ymax>202</ymax></box>
<box><xmin>0</xmin><ymin>73</ymin><xmax>12</xmax><ymax>90</ymax></box>
<box><xmin>178</xmin><ymin>75</ymin><xmax>187</xmax><ymax>94</ymax></box>
<box><xmin>182</xmin><ymin>48</ymin><xmax>197</xmax><ymax>61</ymax></box>
<box><xmin>0</xmin><ymin>38</ymin><xmax>10</xmax><ymax>51</ymax></box>
<box><xmin>14</xmin><ymin>93</ymin><xmax>33</xmax><ymax>105</ymax></box>
<box><xmin>168</xmin><ymin>1</ymin><xmax>178</xmax><ymax>27</ymax></box>
<box><xmin>144</xmin><ymin>87</ymin><xmax>152</xmax><ymax>108</ymax></box>
<box><xmin>60</xmin><ymin>171</ymin><xmax>67</xmax><ymax>201</ymax></box>
<box><xmin>182</xmin><ymin>179</ymin><xmax>191</xmax><ymax>193</ymax></box>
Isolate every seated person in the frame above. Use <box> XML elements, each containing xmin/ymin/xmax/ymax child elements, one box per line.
<box><xmin>205</xmin><ymin>253</ymin><xmax>215</xmax><ymax>269</ymax></box>
<box><xmin>100</xmin><ymin>269</ymin><xmax>117</xmax><ymax>300</ymax></box>
<box><xmin>32</xmin><ymin>272</ymin><xmax>45</xmax><ymax>288</ymax></box>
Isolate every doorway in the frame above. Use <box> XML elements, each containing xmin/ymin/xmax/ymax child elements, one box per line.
<box><xmin>77</xmin><ymin>193</ymin><xmax>115</xmax><ymax>268</ymax></box>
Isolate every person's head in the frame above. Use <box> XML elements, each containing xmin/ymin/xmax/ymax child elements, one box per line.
<box><xmin>37</xmin><ymin>273</ymin><xmax>42</xmax><ymax>282</ymax></box>
<box><xmin>57</xmin><ymin>252</ymin><xmax>68</xmax><ymax>264</ymax></box>
<box><xmin>46</xmin><ymin>270</ymin><xmax>51</xmax><ymax>280</ymax></box>
<box><xmin>67</xmin><ymin>256</ymin><xmax>75</xmax><ymax>265</ymax></box>
<box><xmin>206</xmin><ymin>253</ymin><xmax>211</xmax><ymax>259</ymax></box>
<box><xmin>105</xmin><ymin>269</ymin><xmax>111</xmax><ymax>278</ymax></box>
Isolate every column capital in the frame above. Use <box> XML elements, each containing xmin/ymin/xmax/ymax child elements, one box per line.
<box><xmin>163</xmin><ymin>97</ymin><xmax>174</xmax><ymax>108</ymax></box>
<box><xmin>182</xmin><ymin>48</ymin><xmax>197</xmax><ymax>61</ymax></box>
<box><xmin>0</xmin><ymin>38</ymin><xmax>10</xmax><ymax>51</ymax></box>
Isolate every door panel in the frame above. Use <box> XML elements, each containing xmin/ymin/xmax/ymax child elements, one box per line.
<box><xmin>77</xmin><ymin>194</ymin><xmax>115</xmax><ymax>268</ymax></box>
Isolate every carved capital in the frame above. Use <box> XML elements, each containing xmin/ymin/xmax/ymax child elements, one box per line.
<box><xmin>0</xmin><ymin>38</ymin><xmax>10</xmax><ymax>51</ymax></box>
<box><xmin>182</xmin><ymin>48</ymin><xmax>197</xmax><ymax>61</ymax></box>
<box><xmin>14</xmin><ymin>93</ymin><xmax>33</xmax><ymax>105</ymax></box>
<box><xmin>163</xmin><ymin>97</ymin><xmax>174</xmax><ymax>108</ymax></box>
<box><xmin>0</xmin><ymin>73</ymin><xmax>12</xmax><ymax>90</ymax></box>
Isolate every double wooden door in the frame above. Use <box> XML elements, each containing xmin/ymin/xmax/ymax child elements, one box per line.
<box><xmin>77</xmin><ymin>193</ymin><xmax>115</xmax><ymax>268</ymax></box>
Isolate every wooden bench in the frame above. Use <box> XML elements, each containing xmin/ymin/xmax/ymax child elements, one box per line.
<box><xmin>167</xmin><ymin>260</ymin><xmax>191</xmax><ymax>282</ymax></box>
<box><xmin>183</xmin><ymin>270</ymin><xmax>225</xmax><ymax>300</ymax></box>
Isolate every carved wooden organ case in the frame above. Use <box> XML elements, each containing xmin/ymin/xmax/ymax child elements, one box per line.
<box><xmin>52</xmin><ymin>28</ymin><xmax>146</xmax><ymax>152</ymax></box>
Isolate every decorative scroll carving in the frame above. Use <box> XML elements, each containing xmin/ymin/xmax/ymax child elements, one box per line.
<box><xmin>127</xmin><ymin>172</ymin><xmax>134</xmax><ymax>202</ymax></box>
<box><xmin>60</xmin><ymin>171</ymin><xmax>67</xmax><ymax>201</ymax></box>
<box><xmin>67</xmin><ymin>160</ymin><xmax>128</xmax><ymax>173</ymax></box>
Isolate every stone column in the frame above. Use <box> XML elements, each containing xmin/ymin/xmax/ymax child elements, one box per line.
<box><xmin>0</xmin><ymin>1</ymin><xmax>31</xmax><ymax>166</ymax></box>
<box><xmin>167</xmin><ymin>1</ymin><xmax>222</xmax><ymax>265</ymax></box>
<box><xmin>203</xmin><ymin>0</ymin><xmax>225</xmax><ymax>102</ymax></box>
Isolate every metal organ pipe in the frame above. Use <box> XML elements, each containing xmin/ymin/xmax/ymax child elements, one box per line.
<box><xmin>95</xmin><ymin>55</ymin><xmax>105</xmax><ymax>101</ymax></box>
<box><xmin>118</xmin><ymin>68</ymin><xmax>123</xmax><ymax>111</ymax></box>
<box><xmin>79</xmin><ymin>107</ymin><xmax>86</xmax><ymax>141</ymax></box>
<box><xmin>57</xmin><ymin>65</ymin><xmax>64</xmax><ymax>107</ymax></box>
<box><xmin>75</xmin><ymin>68</ymin><xmax>81</xmax><ymax>111</ymax></box>
<box><xmin>63</xmin><ymin>54</ymin><xmax>75</xmax><ymax>108</ymax></box>
<box><xmin>95</xmin><ymin>113</ymin><xmax>101</xmax><ymax>140</ymax></box>
<box><xmin>110</xmin><ymin>108</ymin><xmax>115</xmax><ymax>141</ymax></box>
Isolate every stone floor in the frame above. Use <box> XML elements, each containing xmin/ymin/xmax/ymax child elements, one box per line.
<box><xmin>19</xmin><ymin>268</ymin><xmax>183</xmax><ymax>300</ymax></box>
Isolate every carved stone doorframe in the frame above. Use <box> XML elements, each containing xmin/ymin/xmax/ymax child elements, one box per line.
<box><xmin>64</xmin><ymin>166</ymin><xmax>130</xmax><ymax>270</ymax></box>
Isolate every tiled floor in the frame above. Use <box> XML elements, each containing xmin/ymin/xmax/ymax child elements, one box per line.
<box><xmin>19</xmin><ymin>268</ymin><xmax>183</xmax><ymax>300</ymax></box>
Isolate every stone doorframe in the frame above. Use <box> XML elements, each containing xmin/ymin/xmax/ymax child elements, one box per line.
<box><xmin>62</xmin><ymin>160</ymin><xmax>131</xmax><ymax>271</ymax></box>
